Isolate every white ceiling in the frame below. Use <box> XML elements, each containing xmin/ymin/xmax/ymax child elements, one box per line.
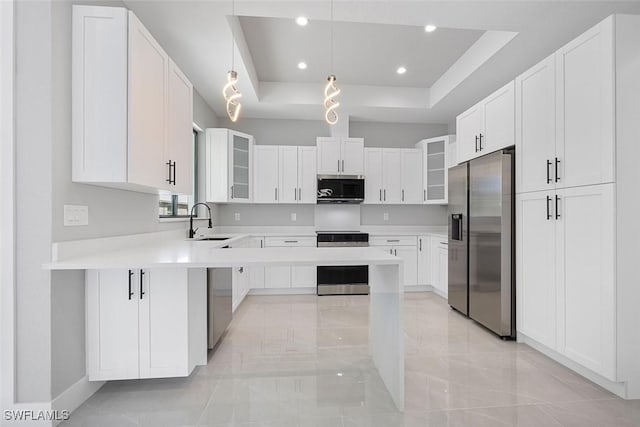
<box><xmin>123</xmin><ymin>1</ymin><xmax>640</xmax><ymax>125</ymax></box>
<box><xmin>239</xmin><ymin>17</ymin><xmax>484</xmax><ymax>87</ymax></box>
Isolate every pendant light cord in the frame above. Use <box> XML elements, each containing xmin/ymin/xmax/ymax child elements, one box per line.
<box><xmin>330</xmin><ymin>0</ymin><xmax>334</xmax><ymax>73</ymax></box>
<box><xmin>231</xmin><ymin>0</ymin><xmax>235</xmax><ymax>70</ymax></box>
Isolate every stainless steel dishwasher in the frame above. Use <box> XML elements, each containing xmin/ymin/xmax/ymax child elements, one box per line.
<box><xmin>207</xmin><ymin>266</ymin><xmax>232</xmax><ymax>349</ymax></box>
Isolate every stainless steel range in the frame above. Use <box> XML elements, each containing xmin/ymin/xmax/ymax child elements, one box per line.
<box><xmin>316</xmin><ymin>232</ymin><xmax>369</xmax><ymax>296</ymax></box>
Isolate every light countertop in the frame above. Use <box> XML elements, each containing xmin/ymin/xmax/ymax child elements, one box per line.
<box><xmin>45</xmin><ymin>240</ymin><xmax>400</xmax><ymax>270</ymax></box>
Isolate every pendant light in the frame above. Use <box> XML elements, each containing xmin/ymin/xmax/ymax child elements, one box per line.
<box><xmin>324</xmin><ymin>0</ymin><xmax>340</xmax><ymax>125</ymax></box>
<box><xmin>223</xmin><ymin>0</ymin><xmax>242</xmax><ymax>122</ymax></box>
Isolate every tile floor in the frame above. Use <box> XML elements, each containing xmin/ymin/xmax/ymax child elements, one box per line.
<box><xmin>62</xmin><ymin>293</ymin><xmax>640</xmax><ymax>426</ymax></box>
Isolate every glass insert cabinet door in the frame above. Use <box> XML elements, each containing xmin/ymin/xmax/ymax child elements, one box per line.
<box><xmin>426</xmin><ymin>139</ymin><xmax>446</xmax><ymax>202</ymax></box>
<box><xmin>230</xmin><ymin>133</ymin><xmax>250</xmax><ymax>200</ymax></box>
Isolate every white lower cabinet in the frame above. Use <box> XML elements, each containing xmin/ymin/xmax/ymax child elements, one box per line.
<box><xmin>263</xmin><ymin>237</ymin><xmax>317</xmax><ymax>289</ymax></box>
<box><xmin>517</xmin><ymin>184</ymin><xmax>615</xmax><ymax>380</ymax></box>
<box><xmin>248</xmin><ymin>237</ymin><xmax>265</xmax><ymax>289</ymax></box>
<box><xmin>231</xmin><ymin>238</ymin><xmax>251</xmax><ymax>312</ymax></box>
<box><xmin>370</xmin><ymin>236</ymin><xmax>417</xmax><ymax>287</ymax></box>
<box><xmin>429</xmin><ymin>237</ymin><xmax>449</xmax><ymax>297</ymax></box>
<box><xmin>86</xmin><ymin>267</ymin><xmax>206</xmax><ymax>381</ymax></box>
<box><xmin>416</xmin><ymin>235</ymin><xmax>430</xmax><ymax>286</ymax></box>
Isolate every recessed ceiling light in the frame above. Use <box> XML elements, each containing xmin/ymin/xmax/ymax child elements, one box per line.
<box><xmin>296</xmin><ymin>16</ymin><xmax>309</xmax><ymax>26</ymax></box>
<box><xmin>297</xmin><ymin>61</ymin><xmax>308</xmax><ymax>70</ymax></box>
<box><xmin>396</xmin><ymin>66</ymin><xmax>407</xmax><ymax>75</ymax></box>
<box><xmin>425</xmin><ymin>24</ymin><xmax>437</xmax><ymax>33</ymax></box>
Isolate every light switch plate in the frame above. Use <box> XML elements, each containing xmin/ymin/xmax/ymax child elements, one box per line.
<box><xmin>234</xmin><ymin>212</ymin><xmax>241</xmax><ymax>221</ymax></box>
<box><xmin>64</xmin><ymin>205</ymin><xmax>89</xmax><ymax>226</ymax></box>
<box><xmin>383</xmin><ymin>213</ymin><xmax>389</xmax><ymax>221</ymax></box>
<box><xmin>291</xmin><ymin>213</ymin><xmax>297</xmax><ymax>222</ymax></box>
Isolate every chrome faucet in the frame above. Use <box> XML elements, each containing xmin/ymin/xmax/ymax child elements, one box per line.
<box><xmin>189</xmin><ymin>203</ymin><xmax>213</xmax><ymax>239</ymax></box>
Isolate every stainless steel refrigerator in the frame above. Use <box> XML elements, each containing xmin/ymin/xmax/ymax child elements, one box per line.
<box><xmin>448</xmin><ymin>149</ymin><xmax>515</xmax><ymax>338</ymax></box>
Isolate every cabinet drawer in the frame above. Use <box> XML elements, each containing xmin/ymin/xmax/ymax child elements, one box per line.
<box><xmin>264</xmin><ymin>236</ymin><xmax>316</xmax><ymax>247</ymax></box>
<box><xmin>370</xmin><ymin>235</ymin><xmax>417</xmax><ymax>247</ymax></box>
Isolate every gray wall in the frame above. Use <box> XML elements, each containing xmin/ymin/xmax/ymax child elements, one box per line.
<box><xmin>217</xmin><ymin>117</ymin><xmax>449</xmax><ymax>149</ymax></box>
<box><xmin>350</xmin><ymin>121</ymin><xmax>449</xmax><ymax>148</ymax></box>
<box><xmin>14</xmin><ymin>0</ymin><xmax>220</xmax><ymax>402</ymax></box>
<box><xmin>218</xmin><ymin>117</ymin><xmax>330</xmax><ymax>146</ymax></box>
<box><xmin>15</xmin><ymin>0</ymin><xmax>53</xmax><ymax>402</ymax></box>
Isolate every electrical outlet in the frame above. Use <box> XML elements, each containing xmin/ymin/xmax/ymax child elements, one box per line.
<box><xmin>383</xmin><ymin>212</ymin><xmax>389</xmax><ymax>221</ymax></box>
<box><xmin>64</xmin><ymin>205</ymin><xmax>89</xmax><ymax>226</ymax></box>
<box><xmin>291</xmin><ymin>213</ymin><xmax>297</xmax><ymax>222</ymax></box>
<box><xmin>234</xmin><ymin>212</ymin><xmax>241</xmax><ymax>221</ymax></box>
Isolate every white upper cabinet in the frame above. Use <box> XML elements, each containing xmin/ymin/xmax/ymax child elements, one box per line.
<box><xmin>401</xmin><ymin>149</ymin><xmax>423</xmax><ymax>204</ymax></box>
<box><xmin>364</xmin><ymin>148</ymin><xmax>423</xmax><ymax>205</ymax></box>
<box><xmin>482</xmin><ymin>81</ymin><xmax>516</xmax><ymax>154</ymax></box>
<box><xmin>416</xmin><ymin>135</ymin><xmax>454</xmax><ymax>204</ymax></box>
<box><xmin>278</xmin><ymin>146</ymin><xmax>299</xmax><ymax>203</ymax></box>
<box><xmin>253</xmin><ymin>145</ymin><xmax>279</xmax><ymax>203</ymax></box>
<box><xmin>556</xmin><ymin>17</ymin><xmax>615</xmax><ymax>189</ymax></box>
<box><xmin>456</xmin><ymin>81</ymin><xmax>515</xmax><ymax>163</ymax></box>
<box><xmin>516</xmin><ymin>17</ymin><xmax>615</xmax><ymax>193</ymax></box>
<box><xmin>364</xmin><ymin>148</ymin><xmax>384</xmax><ymax>203</ymax></box>
<box><xmin>297</xmin><ymin>146</ymin><xmax>317</xmax><ymax>203</ymax></box>
<box><xmin>127</xmin><ymin>11</ymin><xmax>168</xmax><ymax>190</ymax></box>
<box><xmin>252</xmin><ymin>145</ymin><xmax>316</xmax><ymax>204</ymax></box>
<box><xmin>317</xmin><ymin>137</ymin><xmax>364</xmax><ymax>175</ymax></box>
<box><xmin>166</xmin><ymin>59</ymin><xmax>194</xmax><ymax>195</ymax></box>
<box><xmin>341</xmin><ymin>138</ymin><xmax>365</xmax><ymax>175</ymax></box>
<box><xmin>72</xmin><ymin>6</ymin><xmax>193</xmax><ymax>194</ymax></box>
<box><xmin>456</xmin><ymin>105</ymin><xmax>482</xmax><ymax>164</ymax></box>
<box><xmin>516</xmin><ymin>55</ymin><xmax>557</xmax><ymax>194</ymax></box>
<box><xmin>382</xmin><ymin>149</ymin><xmax>402</xmax><ymax>203</ymax></box>
<box><xmin>205</xmin><ymin>129</ymin><xmax>254</xmax><ymax>203</ymax></box>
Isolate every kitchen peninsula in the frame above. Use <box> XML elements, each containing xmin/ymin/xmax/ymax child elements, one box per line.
<box><xmin>45</xmin><ymin>234</ymin><xmax>405</xmax><ymax>410</ymax></box>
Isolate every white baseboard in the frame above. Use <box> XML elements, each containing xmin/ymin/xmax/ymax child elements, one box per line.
<box><xmin>518</xmin><ymin>333</ymin><xmax>628</xmax><ymax>398</ymax></box>
<box><xmin>249</xmin><ymin>287</ymin><xmax>317</xmax><ymax>296</ymax></box>
<box><xmin>432</xmin><ymin>288</ymin><xmax>448</xmax><ymax>299</ymax></box>
<box><xmin>404</xmin><ymin>285</ymin><xmax>433</xmax><ymax>293</ymax></box>
<box><xmin>50</xmin><ymin>376</ymin><xmax>104</xmax><ymax>426</ymax></box>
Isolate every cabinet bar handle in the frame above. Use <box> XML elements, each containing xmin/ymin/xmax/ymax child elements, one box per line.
<box><xmin>294</xmin><ymin>188</ymin><xmax>297</xmax><ymax>200</ymax></box>
<box><xmin>172</xmin><ymin>161</ymin><xmax>176</xmax><ymax>185</ymax></box>
<box><xmin>387</xmin><ymin>239</ymin><xmax>400</xmax><ymax>242</ymax></box>
<box><xmin>546</xmin><ymin>195</ymin><xmax>552</xmax><ymax>220</ymax></box>
<box><xmin>555</xmin><ymin>195</ymin><xmax>560</xmax><ymax>220</ymax></box>
<box><xmin>479</xmin><ymin>133</ymin><xmax>483</xmax><ymax>150</ymax></box>
<box><xmin>424</xmin><ymin>189</ymin><xmax>426</xmax><ymax>201</ymax></box>
<box><xmin>379</xmin><ymin>189</ymin><xmax>382</xmax><ymax>201</ymax></box>
<box><xmin>402</xmin><ymin>189</ymin><xmax>405</xmax><ymax>202</ymax></box>
<box><xmin>275</xmin><ymin>188</ymin><xmax>278</xmax><ymax>201</ymax></box>
<box><xmin>260</xmin><ymin>240</ymin><xmax>263</xmax><ymax>248</ymax></box>
<box><xmin>419</xmin><ymin>238</ymin><xmax>422</xmax><ymax>251</ymax></box>
<box><xmin>440</xmin><ymin>242</ymin><xmax>448</xmax><ymax>245</ymax></box>
<box><xmin>338</xmin><ymin>159</ymin><xmax>340</xmax><ymax>172</ymax></box>
<box><xmin>342</xmin><ymin>160</ymin><xmax>344</xmax><ymax>172</ymax></box>
<box><xmin>231</xmin><ymin>185</ymin><xmax>234</xmax><ymax>198</ymax></box>
<box><xmin>384</xmin><ymin>189</ymin><xmax>386</xmax><ymax>201</ymax></box>
<box><xmin>165</xmin><ymin>161</ymin><xmax>173</xmax><ymax>184</ymax></box>
<box><xmin>546</xmin><ymin>160</ymin><xmax>552</xmax><ymax>184</ymax></box>
<box><xmin>284</xmin><ymin>240</ymin><xmax>298</xmax><ymax>243</ymax></box>
<box><xmin>139</xmin><ymin>270</ymin><xmax>145</xmax><ymax>300</ymax></box>
<box><xmin>298</xmin><ymin>188</ymin><xmax>301</xmax><ymax>200</ymax></box>
<box><xmin>128</xmin><ymin>270</ymin><xmax>134</xmax><ymax>300</ymax></box>
<box><xmin>555</xmin><ymin>157</ymin><xmax>560</xmax><ymax>183</ymax></box>
<box><xmin>475</xmin><ymin>135</ymin><xmax>479</xmax><ymax>152</ymax></box>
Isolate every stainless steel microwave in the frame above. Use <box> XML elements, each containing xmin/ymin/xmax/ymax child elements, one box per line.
<box><xmin>316</xmin><ymin>175</ymin><xmax>365</xmax><ymax>204</ymax></box>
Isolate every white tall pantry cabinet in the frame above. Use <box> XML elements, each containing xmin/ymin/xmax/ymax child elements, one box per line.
<box><xmin>515</xmin><ymin>15</ymin><xmax>640</xmax><ymax>399</ymax></box>
<box><xmin>72</xmin><ymin>6</ymin><xmax>193</xmax><ymax>194</ymax></box>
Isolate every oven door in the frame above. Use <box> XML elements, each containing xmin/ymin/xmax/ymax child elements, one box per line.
<box><xmin>317</xmin><ymin>265</ymin><xmax>369</xmax><ymax>295</ymax></box>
